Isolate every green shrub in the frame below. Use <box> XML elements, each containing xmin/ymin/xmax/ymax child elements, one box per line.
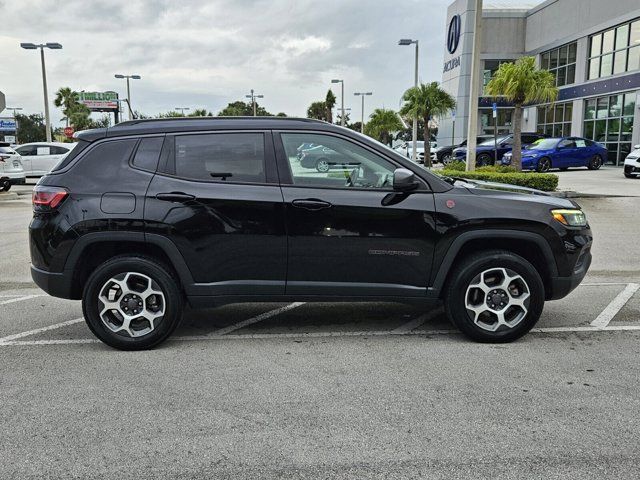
<box><xmin>446</xmin><ymin>160</ymin><xmax>466</xmax><ymax>171</ymax></box>
<box><xmin>438</xmin><ymin>170</ymin><xmax>558</xmax><ymax>192</ymax></box>
<box><xmin>475</xmin><ymin>165</ymin><xmax>517</xmax><ymax>173</ymax></box>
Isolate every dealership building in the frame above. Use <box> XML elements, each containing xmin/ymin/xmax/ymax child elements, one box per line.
<box><xmin>439</xmin><ymin>0</ymin><xmax>640</xmax><ymax>165</ymax></box>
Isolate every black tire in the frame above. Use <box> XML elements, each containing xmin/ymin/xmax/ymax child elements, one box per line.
<box><xmin>587</xmin><ymin>154</ymin><xmax>602</xmax><ymax>170</ymax></box>
<box><xmin>442</xmin><ymin>153</ymin><xmax>452</xmax><ymax>165</ymax></box>
<box><xmin>315</xmin><ymin>158</ymin><xmax>330</xmax><ymax>173</ymax></box>
<box><xmin>444</xmin><ymin>250</ymin><xmax>545</xmax><ymax>343</ymax></box>
<box><xmin>82</xmin><ymin>255</ymin><xmax>183</xmax><ymax>350</ymax></box>
<box><xmin>0</xmin><ymin>180</ymin><xmax>11</xmax><ymax>192</ymax></box>
<box><xmin>536</xmin><ymin>157</ymin><xmax>552</xmax><ymax>172</ymax></box>
<box><xmin>477</xmin><ymin>153</ymin><xmax>492</xmax><ymax>167</ymax></box>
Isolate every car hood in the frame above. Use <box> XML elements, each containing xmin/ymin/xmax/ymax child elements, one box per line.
<box><xmin>451</xmin><ymin>178</ymin><xmax>576</xmax><ymax>208</ymax></box>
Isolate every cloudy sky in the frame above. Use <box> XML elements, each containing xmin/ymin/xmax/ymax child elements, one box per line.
<box><xmin>0</xmin><ymin>0</ymin><xmax>534</xmax><ymax>124</ymax></box>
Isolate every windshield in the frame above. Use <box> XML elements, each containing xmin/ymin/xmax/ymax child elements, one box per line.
<box><xmin>528</xmin><ymin>138</ymin><xmax>559</xmax><ymax>150</ymax></box>
<box><xmin>479</xmin><ymin>136</ymin><xmax>509</xmax><ymax>146</ymax></box>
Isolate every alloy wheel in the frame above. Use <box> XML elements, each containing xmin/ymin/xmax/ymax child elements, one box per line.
<box><xmin>316</xmin><ymin>160</ymin><xmax>330</xmax><ymax>173</ymax></box>
<box><xmin>97</xmin><ymin>272</ymin><xmax>166</xmax><ymax>338</ymax></box>
<box><xmin>464</xmin><ymin>267</ymin><xmax>530</xmax><ymax>332</ymax></box>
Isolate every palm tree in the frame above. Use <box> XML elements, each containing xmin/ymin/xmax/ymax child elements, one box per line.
<box><xmin>400</xmin><ymin>82</ymin><xmax>456</xmax><ymax>167</ymax></box>
<box><xmin>307</xmin><ymin>101</ymin><xmax>327</xmax><ymax>121</ymax></box>
<box><xmin>365</xmin><ymin>108</ymin><xmax>403</xmax><ymax>146</ymax></box>
<box><xmin>54</xmin><ymin>87</ymin><xmax>80</xmax><ymax>127</ymax></box>
<box><xmin>325</xmin><ymin>89</ymin><xmax>336</xmax><ymax>123</ymax></box>
<box><xmin>486</xmin><ymin>56</ymin><xmax>558</xmax><ymax>171</ymax></box>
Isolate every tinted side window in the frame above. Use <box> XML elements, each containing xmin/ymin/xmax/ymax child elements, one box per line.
<box><xmin>174</xmin><ymin>133</ymin><xmax>265</xmax><ymax>183</ymax></box>
<box><xmin>51</xmin><ymin>141</ymin><xmax>90</xmax><ymax>172</ymax></box>
<box><xmin>71</xmin><ymin>139</ymin><xmax>137</xmax><ymax>175</ymax></box>
<box><xmin>132</xmin><ymin>137</ymin><xmax>163</xmax><ymax>172</ymax></box>
<box><xmin>50</xmin><ymin>146</ymin><xmax>70</xmax><ymax>155</ymax></box>
<box><xmin>16</xmin><ymin>145</ymin><xmax>37</xmax><ymax>156</ymax></box>
<box><xmin>521</xmin><ymin>135</ymin><xmax>538</xmax><ymax>144</ymax></box>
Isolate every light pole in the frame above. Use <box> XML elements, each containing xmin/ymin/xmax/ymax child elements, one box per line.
<box><xmin>399</xmin><ymin>38</ymin><xmax>419</xmax><ymax>162</ymax></box>
<box><xmin>20</xmin><ymin>42</ymin><xmax>62</xmax><ymax>143</ymax></box>
<box><xmin>245</xmin><ymin>89</ymin><xmax>264</xmax><ymax>116</ymax></box>
<box><xmin>114</xmin><ymin>74</ymin><xmax>141</xmax><ymax>121</ymax></box>
<box><xmin>5</xmin><ymin>107</ymin><xmax>23</xmax><ymax>117</ymax></box>
<box><xmin>353</xmin><ymin>92</ymin><xmax>372</xmax><ymax>133</ymax></box>
<box><xmin>175</xmin><ymin>107</ymin><xmax>190</xmax><ymax>116</ymax></box>
<box><xmin>331</xmin><ymin>79</ymin><xmax>345</xmax><ymax>126</ymax></box>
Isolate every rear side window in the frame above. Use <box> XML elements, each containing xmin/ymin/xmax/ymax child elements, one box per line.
<box><xmin>132</xmin><ymin>137</ymin><xmax>163</xmax><ymax>172</ymax></box>
<box><xmin>68</xmin><ymin>139</ymin><xmax>137</xmax><ymax>175</ymax></box>
<box><xmin>51</xmin><ymin>141</ymin><xmax>91</xmax><ymax>172</ymax></box>
<box><xmin>174</xmin><ymin>133</ymin><xmax>265</xmax><ymax>183</ymax></box>
<box><xmin>50</xmin><ymin>146</ymin><xmax>70</xmax><ymax>155</ymax></box>
<box><xmin>16</xmin><ymin>145</ymin><xmax>37</xmax><ymax>156</ymax></box>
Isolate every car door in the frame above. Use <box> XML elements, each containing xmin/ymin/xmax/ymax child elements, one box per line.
<box><xmin>275</xmin><ymin>131</ymin><xmax>437</xmax><ymax>297</ymax></box>
<box><xmin>30</xmin><ymin>144</ymin><xmax>54</xmax><ymax>176</ymax></box>
<box><xmin>556</xmin><ymin>139</ymin><xmax>578</xmax><ymax>167</ymax></box>
<box><xmin>144</xmin><ymin>130</ymin><xmax>287</xmax><ymax>296</ymax></box>
<box><xmin>14</xmin><ymin>144</ymin><xmax>36</xmax><ymax>175</ymax></box>
<box><xmin>572</xmin><ymin>138</ymin><xmax>592</xmax><ymax>166</ymax></box>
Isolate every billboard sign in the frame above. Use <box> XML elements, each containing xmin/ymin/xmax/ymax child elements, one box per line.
<box><xmin>78</xmin><ymin>91</ymin><xmax>119</xmax><ymax>111</ymax></box>
<box><xmin>0</xmin><ymin>118</ymin><xmax>17</xmax><ymax>132</ymax></box>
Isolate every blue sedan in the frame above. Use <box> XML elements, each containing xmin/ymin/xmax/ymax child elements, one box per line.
<box><xmin>501</xmin><ymin>137</ymin><xmax>607</xmax><ymax>172</ymax></box>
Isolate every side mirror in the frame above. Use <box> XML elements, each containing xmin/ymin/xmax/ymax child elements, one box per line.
<box><xmin>393</xmin><ymin>168</ymin><xmax>419</xmax><ymax>192</ymax></box>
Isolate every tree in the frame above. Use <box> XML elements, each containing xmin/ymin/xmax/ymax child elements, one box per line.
<box><xmin>486</xmin><ymin>56</ymin><xmax>558</xmax><ymax>171</ymax></box>
<box><xmin>188</xmin><ymin>108</ymin><xmax>213</xmax><ymax>117</ymax></box>
<box><xmin>365</xmin><ymin>108</ymin><xmax>403</xmax><ymax>146</ymax></box>
<box><xmin>54</xmin><ymin>87</ymin><xmax>79</xmax><ymax>127</ymax></box>
<box><xmin>218</xmin><ymin>101</ymin><xmax>272</xmax><ymax>116</ymax></box>
<box><xmin>306</xmin><ymin>101</ymin><xmax>327</xmax><ymax>121</ymax></box>
<box><xmin>159</xmin><ymin>111</ymin><xmax>186</xmax><ymax>118</ymax></box>
<box><xmin>347</xmin><ymin>121</ymin><xmax>362</xmax><ymax>133</ymax></box>
<box><xmin>400</xmin><ymin>82</ymin><xmax>456</xmax><ymax>168</ymax></box>
<box><xmin>275</xmin><ymin>112</ymin><xmax>287</xmax><ymax>117</ymax></box>
<box><xmin>15</xmin><ymin>113</ymin><xmax>48</xmax><ymax>143</ymax></box>
<box><xmin>325</xmin><ymin>90</ymin><xmax>336</xmax><ymax>123</ymax></box>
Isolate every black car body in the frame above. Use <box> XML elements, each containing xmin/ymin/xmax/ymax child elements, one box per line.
<box><xmin>432</xmin><ymin>135</ymin><xmax>493</xmax><ymax>164</ymax></box>
<box><xmin>453</xmin><ymin>132</ymin><xmax>547</xmax><ymax>166</ymax></box>
<box><xmin>29</xmin><ymin>117</ymin><xmax>592</xmax><ymax>349</ymax></box>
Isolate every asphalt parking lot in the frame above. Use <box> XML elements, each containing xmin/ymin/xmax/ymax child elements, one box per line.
<box><xmin>1</xmin><ymin>172</ymin><xmax>639</xmax><ymax>479</ymax></box>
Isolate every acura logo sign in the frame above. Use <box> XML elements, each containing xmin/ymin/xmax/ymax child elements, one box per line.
<box><xmin>447</xmin><ymin>14</ymin><xmax>461</xmax><ymax>54</ymax></box>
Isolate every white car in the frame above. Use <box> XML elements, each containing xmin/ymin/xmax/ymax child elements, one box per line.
<box><xmin>14</xmin><ymin>142</ymin><xmax>77</xmax><ymax>177</ymax></box>
<box><xmin>394</xmin><ymin>141</ymin><xmax>426</xmax><ymax>163</ymax></box>
<box><xmin>0</xmin><ymin>143</ymin><xmax>26</xmax><ymax>191</ymax></box>
<box><xmin>624</xmin><ymin>144</ymin><xmax>640</xmax><ymax>178</ymax></box>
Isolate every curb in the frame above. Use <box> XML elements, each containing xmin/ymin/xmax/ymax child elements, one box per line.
<box><xmin>551</xmin><ymin>191</ymin><xmax>640</xmax><ymax>199</ymax></box>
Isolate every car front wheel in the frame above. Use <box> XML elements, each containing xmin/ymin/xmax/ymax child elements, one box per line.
<box><xmin>82</xmin><ymin>255</ymin><xmax>183</xmax><ymax>350</ymax></box>
<box><xmin>1</xmin><ymin>179</ymin><xmax>11</xmax><ymax>192</ymax></box>
<box><xmin>444</xmin><ymin>250</ymin><xmax>544</xmax><ymax>342</ymax></box>
<box><xmin>536</xmin><ymin>157</ymin><xmax>551</xmax><ymax>172</ymax></box>
<box><xmin>316</xmin><ymin>158</ymin><xmax>330</xmax><ymax>173</ymax></box>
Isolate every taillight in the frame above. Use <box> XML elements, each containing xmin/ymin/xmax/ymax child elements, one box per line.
<box><xmin>32</xmin><ymin>186</ymin><xmax>69</xmax><ymax>209</ymax></box>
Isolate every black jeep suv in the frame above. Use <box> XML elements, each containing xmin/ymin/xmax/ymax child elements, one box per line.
<box><xmin>29</xmin><ymin>117</ymin><xmax>592</xmax><ymax>350</ymax></box>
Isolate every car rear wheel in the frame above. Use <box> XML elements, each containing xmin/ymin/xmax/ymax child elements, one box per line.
<box><xmin>587</xmin><ymin>154</ymin><xmax>602</xmax><ymax>170</ymax></box>
<box><xmin>316</xmin><ymin>158</ymin><xmax>330</xmax><ymax>173</ymax></box>
<box><xmin>536</xmin><ymin>157</ymin><xmax>551</xmax><ymax>172</ymax></box>
<box><xmin>477</xmin><ymin>153</ymin><xmax>492</xmax><ymax>167</ymax></box>
<box><xmin>1</xmin><ymin>180</ymin><xmax>11</xmax><ymax>192</ymax></box>
<box><xmin>82</xmin><ymin>255</ymin><xmax>183</xmax><ymax>350</ymax></box>
<box><xmin>444</xmin><ymin>250</ymin><xmax>544</xmax><ymax>342</ymax></box>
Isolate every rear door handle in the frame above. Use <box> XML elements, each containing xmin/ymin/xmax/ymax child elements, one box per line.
<box><xmin>291</xmin><ymin>199</ymin><xmax>332</xmax><ymax>211</ymax></box>
<box><xmin>156</xmin><ymin>192</ymin><xmax>196</xmax><ymax>203</ymax></box>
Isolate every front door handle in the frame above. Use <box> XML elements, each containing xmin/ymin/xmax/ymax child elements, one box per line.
<box><xmin>156</xmin><ymin>192</ymin><xmax>196</xmax><ymax>203</ymax></box>
<box><xmin>291</xmin><ymin>199</ymin><xmax>332</xmax><ymax>211</ymax></box>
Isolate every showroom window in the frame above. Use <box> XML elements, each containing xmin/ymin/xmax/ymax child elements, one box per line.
<box><xmin>540</xmin><ymin>42</ymin><xmax>577</xmax><ymax>87</ymax></box>
<box><xmin>588</xmin><ymin>18</ymin><xmax>640</xmax><ymax>80</ymax></box>
<box><xmin>479</xmin><ymin>108</ymin><xmax>513</xmax><ymax>135</ymax></box>
<box><xmin>536</xmin><ymin>102</ymin><xmax>573</xmax><ymax>137</ymax></box>
<box><xmin>583</xmin><ymin>92</ymin><xmax>636</xmax><ymax>165</ymax></box>
<box><xmin>482</xmin><ymin>60</ymin><xmax>514</xmax><ymax>91</ymax></box>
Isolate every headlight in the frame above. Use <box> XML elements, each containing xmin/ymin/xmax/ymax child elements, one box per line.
<box><xmin>551</xmin><ymin>209</ymin><xmax>587</xmax><ymax>227</ymax></box>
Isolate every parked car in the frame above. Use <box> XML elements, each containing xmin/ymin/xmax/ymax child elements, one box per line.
<box><xmin>14</xmin><ymin>142</ymin><xmax>77</xmax><ymax>177</ymax></box>
<box><xmin>432</xmin><ymin>135</ymin><xmax>493</xmax><ymax>165</ymax></box>
<box><xmin>501</xmin><ymin>137</ymin><xmax>607</xmax><ymax>172</ymax></box>
<box><xmin>453</xmin><ymin>133</ymin><xmax>547</xmax><ymax>166</ymax></box>
<box><xmin>0</xmin><ymin>143</ymin><xmax>26</xmax><ymax>191</ymax></box>
<box><xmin>394</xmin><ymin>141</ymin><xmax>425</xmax><ymax>163</ymax></box>
<box><xmin>30</xmin><ymin>117</ymin><xmax>592</xmax><ymax>350</ymax></box>
<box><xmin>623</xmin><ymin>144</ymin><xmax>640</xmax><ymax>178</ymax></box>
<box><xmin>299</xmin><ymin>145</ymin><xmax>360</xmax><ymax>172</ymax></box>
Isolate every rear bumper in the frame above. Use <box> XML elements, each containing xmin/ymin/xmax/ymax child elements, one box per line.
<box><xmin>10</xmin><ymin>177</ymin><xmax>26</xmax><ymax>185</ymax></box>
<box><xmin>31</xmin><ymin>265</ymin><xmax>75</xmax><ymax>299</ymax></box>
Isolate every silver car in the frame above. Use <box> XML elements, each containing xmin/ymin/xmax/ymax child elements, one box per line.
<box><xmin>0</xmin><ymin>144</ymin><xmax>26</xmax><ymax>191</ymax></box>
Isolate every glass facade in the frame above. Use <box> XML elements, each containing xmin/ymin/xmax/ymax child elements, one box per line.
<box><xmin>479</xmin><ymin>108</ymin><xmax>513</xmax><ymax>135</ymax></box>
<box><xmin>583</xmin><ymin>92</ymin><xmax>636</xmax><ymax>165</ymax></box>
<box><xmin>588</xmin><ymin>18</ymin><xmax>640</xmax><ymax>80</ymax></box>
<box><xmin>536</xmin><ymin>102</ymin><xmax>573</xmax><ymax>137</ymax></box>
<box><xmin>482</xmin><ymin>60</ymin><xmax>514</xmax><ymax>91</ymax></box>
<box><xmin>540</xmin><ymin>43</ymin><xmax>577</xmax><ymax>87</ymax></box>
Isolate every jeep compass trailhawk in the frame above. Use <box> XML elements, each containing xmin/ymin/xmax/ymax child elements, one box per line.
<box><xmin>29</xmin><ymin>118</ymin><xmax>592</xmax><ymax>350</ymax></box>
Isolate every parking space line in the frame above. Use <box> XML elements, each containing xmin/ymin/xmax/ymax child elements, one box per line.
<box><xmin>0</xmin><ymin>295</ymin><xmax>44</xmax><ymax>306</ymax></box>
<box><xmin>590</xmin><ymin>283</ymin><xmax>639</xmax><ymax>328</ymax></box>
<box><xmin>0</xmin><ymin>317</ymin><xmax>85</xmax><ymax>344</ymax></box>
<box><xmin>391</xmin><ymin>307</ymin><xmax>444</xmax><ymax>334</ymax></box>
<box><xmin>213</xmin><ymin>302</ymin><xmax>305</xmax><ymax>335</ymax></box>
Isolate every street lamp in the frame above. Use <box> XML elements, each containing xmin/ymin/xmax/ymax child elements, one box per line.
<box><xmin>399</xmin><ymin>38</ymin><xmax>419</xmax><ymax>161</ymax></box>
<box><xmin>20</xmin><ymin>42</ymin><xmax>62</xmax><ymax>142</ymax></box>
<box><xmin>5</xmin><ymin>107</ymin><xmax>23</xmax><ymax>117</ymax></box>
<box><xmin>353</xmin><ymin>92</ymin><xmax>372</xmax><ymax>133</ymax></box>
<box><xmin>114</xmin><ymin>74</ymin><xmax>141</xmax><ymax>121</ymax></box>
<box><xmin>245</xmin><ymin>89</ymin><xmax>264</xmax><ymax>116</ymax></box>
<box><xmin>331</xmin><ymin>79</ymin><xmax>345</xmax><ymax>126</ymax></box>
<box><xmin>175</xmin><ymin>107</ymin><xmax>190</xmax><ymax>116</ymax></box>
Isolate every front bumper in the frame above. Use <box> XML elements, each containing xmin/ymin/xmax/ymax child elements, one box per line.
<box><xmin>624</xmin><ymin>161</ymin><xmax>640</xmax><ymax>175</ymax></box>
<box><xmin>547</xmin><ymin>244</ymin><xmax>592</xmax><ymax>300</ymax></box>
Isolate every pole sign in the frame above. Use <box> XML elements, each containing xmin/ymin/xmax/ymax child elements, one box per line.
<box><xmin>451</xmin><ymin>109</ymin><xmax>456</xmax><ymax>120</ymax></box>
<box><xmin>78</xmin><ymin>91</ymin><xmax>119</xmax><ymax>111</ymax></box>
<box><xmin>0</xmin><ymin>91</ymin><xmax>5</xmax><ymax>113</ymax></box>
<box><xmin>492</xmin><ymin>102</ymin><xmax>497</xmax><ymax>118</ymax></box>
<box><xmin>0</xmin><ymin>118</ymin><xmax>17</xmax><ymax>131</ymax></box>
